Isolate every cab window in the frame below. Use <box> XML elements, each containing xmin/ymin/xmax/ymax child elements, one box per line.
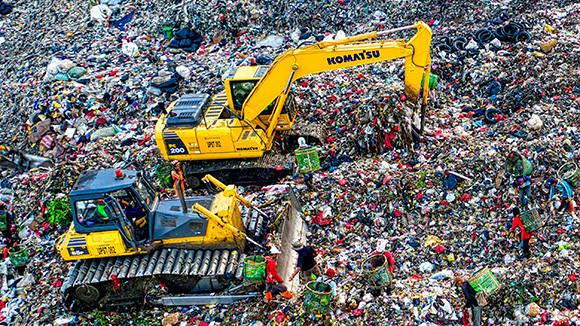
<box><xmin>231</xmin><ymin>80</ymin><xmax>257</xmax><ymax>111</ymax></box>
<box><xmin>75</xmin><ymin>198</ymin><xmax>118</xmax><ymax>227</ymax></box>
<box><xmin>135</xmin><ymin>176</ymin><xmax>156</xmax><ymax>210</ymax></box>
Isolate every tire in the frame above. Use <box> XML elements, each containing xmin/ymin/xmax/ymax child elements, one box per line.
<box><xmin>75</xmin><ymin>284</ymin><xmax>101</xmax><ymax>303</ymax></box>
<box><xmin>186</xmin><ymin>175</ymin><xmax>201</xmax><ymax>189</ymax></box>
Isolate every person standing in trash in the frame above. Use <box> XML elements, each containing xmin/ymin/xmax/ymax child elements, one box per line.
<box><xmin>289</xmin><ymin>241</ymin><xmax>321</xmax><ymax>282</ymax></box>
<box><xmin>510</xmin><ymin>207</ymin><xmax>533</xmax><ymax>259</ymax></box>
<box><xmin>0</xmin><ymin>202</ymin><xmax>17</xmax><ymax>246</ymax></box>
<box><xmin>316</xmin><ymin>268</ymin><xmax>337</xmax><ymax>297</ymax></box>
<box><xmin>264</xmin><ymin>246</ymin><xmax>293</xmax><ymax>302</ymax></box>
<box><xmin>454</xmin><ymin>276</ymin><xmax>481</xmax><ymax>326</ymax></box>
<box><xmin>171</xmin><ymin>161</ymin><xmax>188</xmax><ymax>213</ymax></box>
<box><xmin>546</xmin><ymin>178</ymin><xmax>574</xmax><ymax>214</ymax></box>
<box><xmin>512</xmin><ymin>175</ymin><xmax>532</xmax><ymax>205</ymax></box>
<box><xmin>371</xmin><ymin>239</ymin><xmax>396</xmax><ymax>294</ymax></box>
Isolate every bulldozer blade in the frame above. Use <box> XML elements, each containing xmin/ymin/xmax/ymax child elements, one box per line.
<box><xmin>22</xmin><ymin>153</ymin><xmax>54</xmax><ymax>170</ymax></box>
<box><xmin>0</xmin><ymin>152</ymin><xmax>54</xmax><ymax>171</ymax></box>
<box><xmin>157</xmin><ymin>293</ymin><xmax>260</xmax><ymax>306</ymax></box>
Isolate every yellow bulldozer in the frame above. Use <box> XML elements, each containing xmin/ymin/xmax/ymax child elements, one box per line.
<box><xmin>57</xmin><ymin>168</ymin><xmax>279</xmax><ymax>309</ymax></box>
<box><xmin>155</xmin><ymin>22</ymin><xmax>432</xmax><ymax>187</ymax></box>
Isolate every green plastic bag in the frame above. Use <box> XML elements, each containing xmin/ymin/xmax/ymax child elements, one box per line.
<box><xmin>67</xmin><ymin>66</ymin><xmax>87</xmax><ymax>79</ymax></box>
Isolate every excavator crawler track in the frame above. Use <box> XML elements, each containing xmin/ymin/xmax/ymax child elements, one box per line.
<box><xmin>62</xmin><ymin>207</ymin><xmax>264</xmax><ymax>310</ymax></box>
<box><xmin>183</xmin><ymin>123</ymin><xmax>327</xmax><ymax>188</ymax></box>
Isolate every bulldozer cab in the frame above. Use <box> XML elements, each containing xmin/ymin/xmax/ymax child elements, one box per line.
<box><xmin>70</xmin><ymin>169</ymin><xmax>156</xmax><ymax>249</ymax></box>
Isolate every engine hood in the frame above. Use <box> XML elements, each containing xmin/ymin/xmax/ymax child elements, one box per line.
<box><xmin>152</xmin><ymin>196</ymin><xmax>214</xmax><ymax>240</ymax></box>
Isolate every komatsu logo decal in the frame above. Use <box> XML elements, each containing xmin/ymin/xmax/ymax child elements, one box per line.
<box><xmin>236</xmin><ymin>146</ymin><xmax>258</xmax><ymax>151</ymax></box>
<box><xmin>327</xmin><ymin>50</ymin><xmax>380</xmax><ymax>65</ymax></box>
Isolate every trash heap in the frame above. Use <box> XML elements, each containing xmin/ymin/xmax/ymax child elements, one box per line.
<box><xmin>0</xmin><ymin>0</ymin><xmax>580</xmax><ymax>324</ymax></box>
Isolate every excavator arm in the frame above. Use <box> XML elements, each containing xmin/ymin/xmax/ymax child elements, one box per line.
<box><xmin>242</xmin><ymin>22</ymin><xmax>432</xmax><ymax>133</ymax></box>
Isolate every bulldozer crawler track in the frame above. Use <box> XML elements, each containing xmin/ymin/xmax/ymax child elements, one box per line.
<box><xmin>184</xmin><ymin>153</ymin><xmax>294</xmax><ymax>188</ymax></box>
<box><xmin>63</xmin><ymin>248</ymin><xmax>245</xmax><ymax>309</ymax></box>
<box><xmin>62</xmin><ymin>207</ymin><xmax>263</xmax><ymax>310</ymax></box>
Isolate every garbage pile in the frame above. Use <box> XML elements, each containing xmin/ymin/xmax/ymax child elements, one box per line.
<box><xmin>0</xmin><ymin>0</ymin><xmax>580</xmax><ymax>324</ymax></box>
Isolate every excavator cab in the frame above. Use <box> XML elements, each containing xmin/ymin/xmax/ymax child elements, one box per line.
<box><xmin>225</xmin><ymin>65</ymin><xmax>296</xmax><ymax>129</ymax></box>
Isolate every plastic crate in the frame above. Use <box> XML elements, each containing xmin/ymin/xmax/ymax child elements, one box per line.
<box><xmin>468</xmin><ymin>267</ymin><xmax>500</xmax><ymax>297</ymax></box>
<box><xmin>295</xmin><ymin>146</ymin><xmax>320</xmax><ymax>173</ymax></box>
<box><xmin>520</xmin><ymin>208</ymin><xmax>545</xmax><ymax>233</ymax></box>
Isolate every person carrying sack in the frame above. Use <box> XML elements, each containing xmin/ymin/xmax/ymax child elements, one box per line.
<box><xmin>454</xmin><ymin>276</ymin><xmax>482</xmax><ymax>326</ymax></box>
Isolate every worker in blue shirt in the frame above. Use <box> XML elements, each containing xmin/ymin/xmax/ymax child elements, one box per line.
<box><xmin>316</xmin><ymin>268</ymin><xmax>337</xmax><ymax>297</ymax></box>
<box><xmin>512</xmin><ymin>175</ymin><xmax>532</xmax><ymax>205</ymax></box>
<box><xmin>546</xmin><ymin>178</ymin><xmax>574</xmax><ymax>213</ymax></box>
<box><xmin>454</xmin><ymin>276</ymin><xmax>481</xmax><ymax>326</ymax></box>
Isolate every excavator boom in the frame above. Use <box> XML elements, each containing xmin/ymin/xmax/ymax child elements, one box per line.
<box><xmin>242</xmin><ymin>22</ymin><xmax>432</xmax><ymax>122</ymax></box>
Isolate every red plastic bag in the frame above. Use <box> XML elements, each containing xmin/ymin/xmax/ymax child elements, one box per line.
<box><xmin>463</xmin><ymin>309</ymin><xmax>472</xmax><ymax>326</ymax></box>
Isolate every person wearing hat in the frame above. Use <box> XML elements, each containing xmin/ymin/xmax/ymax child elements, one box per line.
<box><xmin>316</xmin><ymin>268</ymin><xmax>337</xmax><ymax>297</ymax></box>
<box><xmin>454</xmin><ymin>276</ymin><xmax>481</xmax><ymax>326</ymax></box>
<box><xmin>512</xmin><ymin>175</ymin><xmax>532</xmax><ymax>205</ymax></box>
<box><xmin>510</xmin><ymin>207</ymin><xmax>534</xmax><ymax>259</ymax></box>
<box><xmin>171</xmin><ymin>161</ymin><xmax>188</xmax><ymax>213</ymax></box>
<box><xmin>546</xmin><ymin>178</ymin><xmax>574</xmax><ymax>214</ymax></box>
<box><xmin>264</xmin><ymin>246</ymin><xmax>293</xmax><ymax>302</ymax></box>
<box><xmin>289</xmin><ymin>242</ymin><xmax>320</xmax><ymax>282</ymax></box>
<box><xmin>95</xmin><ymin>198</ymin><xmax>110</xmax><ymax>224</ymax></box>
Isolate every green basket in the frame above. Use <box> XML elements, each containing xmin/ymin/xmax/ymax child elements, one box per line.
<box><xmin>421</xmin><ymin>73</ymin><xmax>440</xmax><ymax>90</ymax></box>
<box><xmin>242</xmin><ymin>256</ymin><xmax>266</xmax><ymax>282</ymax></box>
<box><xmin>559</xmin><ymin>162</ymin><xmax>580</xmax><ymax>189</ymax></box>
<box><xmin>163</xmin><ymin>27</ymin><xmax>174</xmax><ymax>39</ymax></box>
<box><xmin>0</xmin><ymin>210</ymin><xmax>7</xmax><ymax>232</ymax></box>
<box><xmin>295</xmin><ymin>146</ymin><xmax>320</xmax><ymax>173</ymax></box>
<box><xmin>9</xmin><ymin>245</ymin><xmax>29</xmax><ymax>267</ymax></box>
<box><xmin>155</xmin><ymin>163</ymin><xmax>174</xmax><ymax>189</ymax></box>
<box><xmin>361</xmin><ymin>254</ymin><xmax>392</xmax><ymax>289</ymax></box>
<box><xmin>520</xmin><ymin>208</ymin><xmax>545</xmax><ymax>233</ymax></box>
<box><xmin>505</xmin><ymin>152</ymin><xmax>532</xmax><ymax>176</ymax></box>
<box><xmin>468</xmin><ymin>267</ymin><xmax>500</xmax><ymax>297</ymax></box>
<box><xmin>303</xmin><ymin>281</ymin><xmax>333</xmax><ymax>314</ymax></box>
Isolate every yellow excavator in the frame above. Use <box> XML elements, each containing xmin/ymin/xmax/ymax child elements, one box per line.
<box><xmin>155</xmin><ymin>22</ymin><xmax>432</xmax><ymax>187</ymax></box>
<box><xmin>0</xmin><ymin>145</ymin><xmax>54</xmax><ymax>171</ymax></box>
<box><xmin>57</xmin><ymin>168</ymin><xmax>277</xmax><ymax>309</ymax></box>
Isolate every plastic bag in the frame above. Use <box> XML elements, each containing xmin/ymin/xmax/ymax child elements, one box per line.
<box><xmin>176</xmin><ymin>65</ymin><xmax>191</xmax><ymax>79</ymax></box>
<box><xmin>67</xmin><ymin>67</ymin><xmax>87</xmax><ymax>79</ymax></box>
<box><xmin>90</xmin><ymin>4</ymin><xmax>111</xmax><ymax>24</ymax></box>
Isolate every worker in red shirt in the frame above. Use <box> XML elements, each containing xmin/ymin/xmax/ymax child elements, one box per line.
<box><xmin>371</xmin><ymin>239</ymin><xmax>396</xmax><ymax>294</ymax></box>
<box><xmin>511</xmin><ymin>207</ymin><xmax>533</xmax><ymax>259</ymax></box>
<box><xmin>264</xmin><ymin>246</ymin><xmax>293</xmax><ymax>302</ymax></box>
<box><xmin>371</xmin><ymin>239</ymin><xmax>396</xmax><ymax>273</ymax></box>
